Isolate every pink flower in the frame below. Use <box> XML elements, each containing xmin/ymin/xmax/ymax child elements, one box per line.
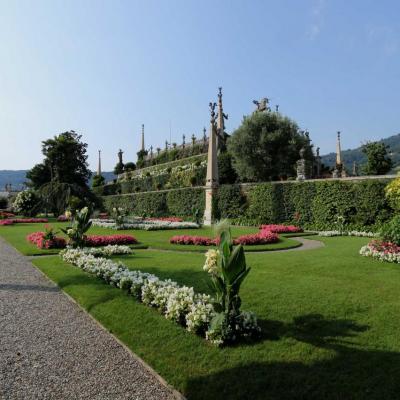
<box><xmin>260</xmin><ymin>224</ymin><xmax>302</xmax><ymax>233</ymax></box>
<box><xmin>84</xmin><ymin>234</ymin><xmax>137</xmax><ymax>247</ymax></box>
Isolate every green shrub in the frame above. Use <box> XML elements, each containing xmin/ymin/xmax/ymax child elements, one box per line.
<box><xmin>380</xmin><ymin>215</ymin><xmax>400</xmax><ymax>245</ymax></box>
<box><xmin>0</xmin><ymin>197</ymin><xmax>8</xmax><ymax>209</ymax></box>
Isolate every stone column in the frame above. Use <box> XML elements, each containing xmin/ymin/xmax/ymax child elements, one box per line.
<box><xmin>97</xmin><ymin>150</ymin><xmax>102</xmax><ymax>176</ymax></box>
<box><xmin>203</xmin><ymin>102</ymin><xmax>219</xmax><ymax>226</ymax></box>
<box><xmin>141</xmin><ymin>124</ymin><xmax>145</xmax><ymax>151</ymax></box>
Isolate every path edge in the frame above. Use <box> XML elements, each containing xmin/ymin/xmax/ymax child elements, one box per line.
<box><xmin>31</xmin><ymin>258</ymin><xmax>186</xmax><ymax>400</ymax></box>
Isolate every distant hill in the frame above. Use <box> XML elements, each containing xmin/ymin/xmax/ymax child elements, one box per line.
<box><xmin>321</xmin><ymin>133</ymin><xmax>400</xmax><ymax>172</ymax></box>
<box><xmin>0</xmin><ymin>170</ymin><xmax>116</xmax><ymax>192</ymax></box>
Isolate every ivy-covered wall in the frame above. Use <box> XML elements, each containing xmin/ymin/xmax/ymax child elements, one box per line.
<box><xmin>102</xmin><ymin>178</ymin><xmax>394</xmax><ymax>230</ymax></box>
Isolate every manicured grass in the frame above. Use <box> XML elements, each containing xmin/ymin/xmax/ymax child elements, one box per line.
<box><xmin>0</xmin><ymin>223</ymin><xmax>300</xmax><ymax>255</ymax></box>
<box><xmin>31</xmin><ymin>236</ymin><xmax>400</xmax><ymax>399</ymax></box>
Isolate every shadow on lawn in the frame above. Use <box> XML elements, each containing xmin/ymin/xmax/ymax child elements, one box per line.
<box><xmin>185</xmin><ymin>314</ymin><xmax>400</xmax><ymax>400</ymax></box>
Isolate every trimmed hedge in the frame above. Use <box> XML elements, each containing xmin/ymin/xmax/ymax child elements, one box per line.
<box><xmin>103</xmin><ymin>187</ymin><xmax>204</xmax><ymax>218</ymax></box>
<box><xmin>102</xmin><ymin>179</ymin><xmax>394</xmax><ymax>230</ymax></box>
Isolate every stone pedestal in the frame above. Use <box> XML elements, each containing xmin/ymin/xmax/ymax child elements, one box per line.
<box><xmin>203</xmin><ymin>187</ymin><xmax>215</xmax><ymax>226</ymax></box>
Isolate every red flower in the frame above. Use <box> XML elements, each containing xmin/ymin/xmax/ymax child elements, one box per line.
<box><xmin>84</xmin><ymin>234</ymin><xmax>137</xmax><ymax>247</ymax></box>
<box><xmin>260</xmin><ymin>224</ymin><xmax>302</xmax><ymax>233</ymax></box>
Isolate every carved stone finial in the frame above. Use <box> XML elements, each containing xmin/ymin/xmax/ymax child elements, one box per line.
<box><xmin>165</xmin><ymin>140</ymin><xmax>168</xmax><ymax>150</ymax></box>
<box><xmin>209</xmin><ymin>102</ymin><xmax>216</xmax><ymax>123</ymax></box>
<box><xmin>275</xmin><ymin>104</ymin><xmax>279</xmax><ymax>112</ymax></box>
<box><xmin>191</xmin><ymin>134</ymin><xmax>196</xmax><ymax>145</ymax></box>
<box><xmin>118</xmin><ymin>149</ymin><xmax>123</xmax><ymax>164</ymax></box>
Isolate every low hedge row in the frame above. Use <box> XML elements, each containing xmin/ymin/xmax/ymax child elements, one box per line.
<box><xmin>102</xmin><ymin>179</ymin><xmax>394</xmax><ymax>230</ymax></box>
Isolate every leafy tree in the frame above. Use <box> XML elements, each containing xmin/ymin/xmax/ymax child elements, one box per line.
<box><xmin>92</xmin><ymin>174</ymin><xmax>105</xmax><ymax>188</ymax></box>
<box><xmin>26</xmin><ymin>131</ymin><xmax>96</xmax><ymax>215</ymax></box>
<box><xmin>27</xmin><ymin>131</ymin><xmax>91</xmax><ymax>188</ymax></box>
<box><xmin>361</xmin><ymin>141</ymin><xmax>393</xmax><ymax>175</ymax></box>
<box><xmin>227</xmin><ymin>112</ymin><xmax>313</xmax><ymax>181</ymax></box>
<box><xmin>26</xmin><ymin>163</ymin><xmax>51</xmax><ymax>189</ymax></box>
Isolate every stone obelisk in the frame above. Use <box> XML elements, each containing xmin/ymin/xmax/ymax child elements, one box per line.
<box><xmin>332</xmin><ymin>131</ymin><xmax>346</xmax><ymax>178</ymax></box>
<box><xmin>203</xmin><ymin>102</ymin><xmax>219</xmax><ymax>226</ymax></box>
<box><xmin>141</xmin><ymin>124</ymin><xmax>145</xmax><ymax>151</ymax></box>
<box><xmin>97</xmin><ymin>150</ymin><xmax>102</xmax><ymax>176</ymax></box>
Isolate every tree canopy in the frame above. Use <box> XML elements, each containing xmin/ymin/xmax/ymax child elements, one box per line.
<box><xmin>227</xmin><ymin>111</ymin><xmax>314</xmax><ymax>181</ymax></box>
<box><xmin>361</xmin><ymin>141</ymin><xmax>393</xmax><ymax>175</ymax></box>
<box><xmin>26</xmin><ymin>131</ymin><xmax>96</xmax><ymax>215</ymax></box>
<box><xmin>27</xmin><ymin>131</ymin><xmax>91</xmax><ymax>189</ymax></box>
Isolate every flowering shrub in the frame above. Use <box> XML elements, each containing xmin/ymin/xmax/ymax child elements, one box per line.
<box><xmin>85</xmin><ymin>234</ymin><xmax>137</xmax><ymax>247</ymax></box>
<box><xmin>72</xmin><ymin>245</ymin><xmax>133</xmax><ymax>256</ymax></box>
<box><xmin>203</xmin><ymin>226</ymin><xmax>261</xmax><ymax>346</ymax></box>
<box><xmin>12</xmin><ymin>190</ymin><xmax>39</xmax><ymax>217</ymax></box>
<box><xmin>60</xmin><ymin>248</ymin><xmax>215</xmax><ymax>342</ymax></box>
<box><xmin>360</xmin><ymin>240</ymin><xmax>400</xmax><ymax>263</ymax></box>
<box><xmin>170</xmin><ymin>230</ymin><xmax>279</xmax><ymax>246</ymax></box>
<box><xmin>318</xmin><ymin>230</ymin><xmax>378</xmax><ymax>237</ymax></box>
<box><xmin>61</xmin><ymin>207</ymin><xmax>92</xmax><ymax>248</ymax></box>
<box><xmin>260</xmin><ymin>224</ymin><xmax>303</xmax><ymax>233</ymax></box>
<box><xmin>27</xmin><ymin>232</ymin><xmax>66</xmax><ymax>249</ymax></box>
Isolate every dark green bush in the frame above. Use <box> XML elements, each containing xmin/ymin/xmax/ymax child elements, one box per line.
<box><xmin>215</xmin><ymin>185</ymin><xmax>246</xmax><ymax>219</ymax></box>
<box><xmin>0</xmin><ymin>197</ymin><xmax>8</xmax><ymax>209</ymax></box>
<box><xmin>166</xmin><ymin>188</ymin><xmax>204</xmax><ymax>217</ymax></box>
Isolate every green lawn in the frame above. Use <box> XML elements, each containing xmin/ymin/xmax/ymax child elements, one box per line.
<box><xmin>28</xmin><ymin>236</ymin><xmax>400</xmax><ymax>399</ymax></box>
<box><xmin>0</xmin><ymin>222</ymin><xmax>302</xmax><ymax>255</ymax></box>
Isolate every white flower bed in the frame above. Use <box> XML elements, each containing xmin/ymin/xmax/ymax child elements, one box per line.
<box><xmin>318</xmin><ymin>230</ymin><xmax>378</xmax><ymax>237</ymax></box>
<box><xmin>76</xmin><ymin>245</ymin><xmax>133</xmax><ymax>256</ymax></box>
<box><xmin>60</xmin><ymin>248</ymin><xmax>215</xmax><ymax>338</ymax></box>
<box><xmin>359</xmin><ymin>244</ymin><xmax>400</xmax><ymax>263</ymax></box>
<box><xmin>91</xmin><ymin>218</ymin><xmax>199</xmax><ymax>231</ymax></box>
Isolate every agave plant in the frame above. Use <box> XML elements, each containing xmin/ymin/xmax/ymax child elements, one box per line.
<box><xmin>204</xmin><ymin>224</ymin><xmax>259</xmax><ymax>345</ymax></box>
<box><xmin>61</xmin><ymin>207</ymin><xmax>92</xmax><ymax>248</ymax></box>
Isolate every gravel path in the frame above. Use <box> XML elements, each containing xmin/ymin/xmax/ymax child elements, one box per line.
<box><xmin>272</xmin><ymin>236</ymin><xmax>325</xmax><ymax>252</ymax></box>
<box><xmin>0</xmin><ymin>237</ymin><xmax>177</xmax><ymax>400</ymax></box>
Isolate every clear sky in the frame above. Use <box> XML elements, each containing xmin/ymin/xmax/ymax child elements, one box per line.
<box><xmin>0</xmin><ymin>0</ymin><xmax>399</xmax><ymax>170</ymax></box>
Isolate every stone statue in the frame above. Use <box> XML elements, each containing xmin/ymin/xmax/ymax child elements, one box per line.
<box><xmin>182</xmin><ymin>134</ymin><xmax>185</xmax><ymax>148</ymax></box>
<box><xmin>253</xmin><ymin>97</ymin><xmax>269</xmax><ymax>112</ymax></box>
<box><xmin>118</xmin><ymin>149</ymin><xmax>123</xmax><ymax>164</ymax></box>
<box><xmin>275</xmin><ymin>104</ymin><xmax>279</xmax><ymax>112</ymax></box>
<box><xmin>191</xmin><ymin>134</ymin><xmax>196</xmax><ymax>146</ymax></box>
<box><xmin>165</xmin><ymin>140</ymin><xmax>169</xmax><ymax>151</ymax></box>
<box><xmin>296</xmin><ymin>147</ymin><xmax>308</xmax><ymax>181</ymax></box>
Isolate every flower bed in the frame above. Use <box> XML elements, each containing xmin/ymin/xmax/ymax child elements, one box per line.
<box><xmin>91</xmin><ymin>218</ymin><xmax>199</xmax><ymax>231</ymax></box>
<box><xmin>234</xmin><ymin>230</ymin><xmax>279</xmax><ymax>245</ymax></box>
<box><xmin>0</xmin><ymin>219</ymin><xmax>14</xmax><ymax>226</ymax></box>
<box><xmin>57</xmin><ymin>215</ymin><xmax>70</xmax><ymax>222</ymax></box>
<box><xmin>147</xmin><ymin>217</ymin><xmax>183</xmax><ymax>222</ymax></box>
<box><xmin>360</xmin><ymin>240</ymin><xmax>400</xmax><ymax>263</ymax></box>
<box><xmin>85</xmin><ymin>234</ymin><xmax>137</xmax><ymax>246</ymax></box>
<box><xmin>59</xmin><ymin>247</ymin><xmax>259</xmax><ymax>345</ymax></box>
<box><xmin>0</xmin><ymin>211</ymin><xmax>14</xmax><ymax>219</ymax></box>
<box><xmin>170</xmin><ymin>230</ymin><xmax>279</xmax><ymax>246</ymax></box>
<box><xmin>260</xmin><ymin>224</ymin><xmax>303</xmax><ymax>233</ymax></box>
<box><xmin>27</xmin><ymin>232</ymin><xmax>66</xmax><ymax>249</ymax></box>
<box><xmin>170</xmin><ymin>235</ymin><xmax>218</xmax><ymax>246</ymax></box>
<box><xmin>319</xmin><ymin>230</ymin><xmax>378</xmax><ymax>237</ymax></box>
<box><xmin>1</xmin><ymin>218</ymin><xmax>49</xmax><ymax>225</ymax></box>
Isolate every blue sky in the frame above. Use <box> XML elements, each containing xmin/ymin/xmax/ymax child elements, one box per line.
<box><xmin>0</xmin><ymin>0</ymin><xmax>399</xmax><ymax>170</ymax></box>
